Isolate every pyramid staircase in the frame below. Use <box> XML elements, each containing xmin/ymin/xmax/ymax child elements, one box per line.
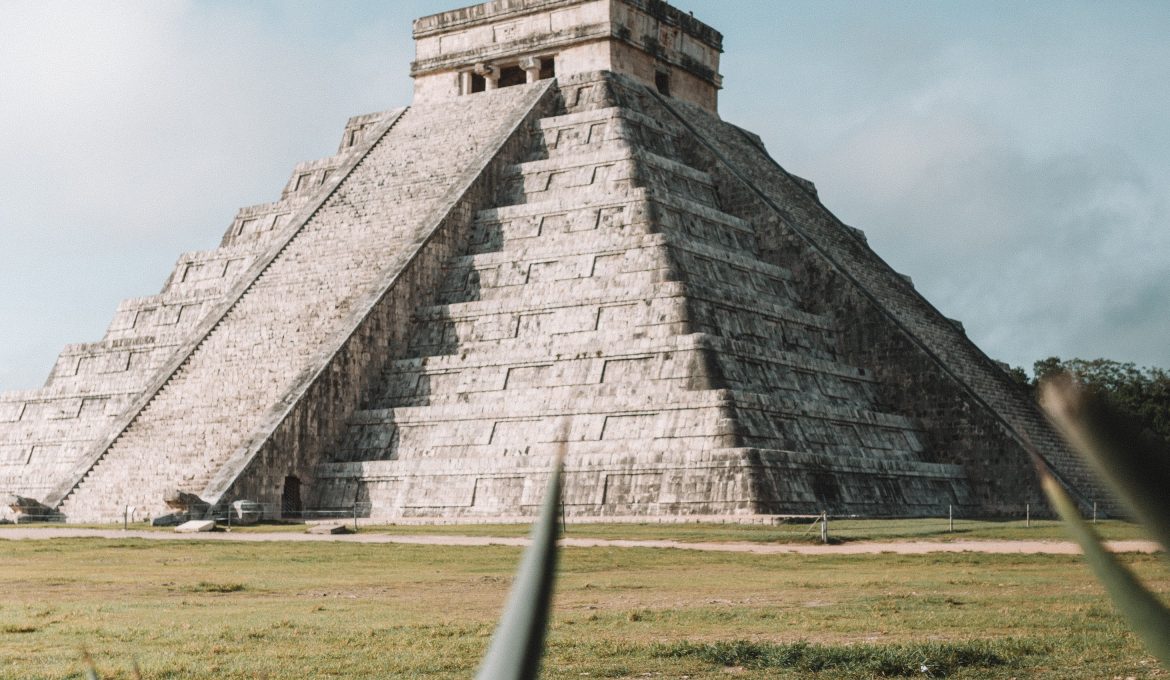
<box><xmin>0</xmin><ymin>82</ymin><xmax>557</xmax><ymax>522</ymax></box>
<box><xmin>310</xmin><ymin>72</ymin><xmax>975</xmax><ymax>520</ymax></box>
<box><xmin>0</xmin><ymin>116</ymin><xmax>354</xmax><ymax>517</ymax></box>
<box><xmin>0</xmin><ymin>69</ymin><xmax>1101</xmax><ymax>523</ymax></box>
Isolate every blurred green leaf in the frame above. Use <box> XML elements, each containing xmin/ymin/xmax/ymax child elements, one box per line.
<box><xmin>1041</xmin><ymin>374</ymin><xmax>1170</xmax><ymax>552</ymax></box>
<box><xmin>1040</xmin><ymin>473</ymin><xmax>1170</xmax><ymax>667</ymax></box>
<box><xmin>474</xmin><ymin>431</ymin><xmax>565</xmax><ymax>680</ymax></box>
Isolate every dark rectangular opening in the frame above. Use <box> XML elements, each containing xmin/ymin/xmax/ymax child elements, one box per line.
<box><xmin>540</xmin><ymin>57</ymin><xmax>556</xmax><ymax>80</ymax></box>
<box><xmin>655</xmin><ymin>71</ymin><xmax>671</xmax><ymax>96</ymax></box>
<box><xmin>499</xmin><ymin>65</ymin><xmax>526</xmax><ymax>88</ymax></box>
<box><xmin>471</xmin><ymin>73</ymin><xmax>486</xmax><ymax>93</ymax></box>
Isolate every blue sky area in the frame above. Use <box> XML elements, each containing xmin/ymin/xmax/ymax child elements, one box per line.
<box><xmin>1</xmin><ymin>0</ymin><xmax>1168</xmax><ymax>389</ymax></box>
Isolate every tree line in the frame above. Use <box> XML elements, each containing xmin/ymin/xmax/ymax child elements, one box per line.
<box><xmin>1008</xmin><ymin>357</ymin><xmax>1170</xmax><ymax>445</ymax></box>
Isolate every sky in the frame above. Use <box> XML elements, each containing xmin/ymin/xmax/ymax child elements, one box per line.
<box><xmin>1</xmin><ymin>0</ymin><xmax>1168</xmax><ymax>390</ymax></box>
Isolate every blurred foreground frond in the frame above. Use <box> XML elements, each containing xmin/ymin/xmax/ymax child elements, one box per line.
<box><xmin>473</xmin><ymin>425</ymin><xmax>566</xmax><ymax>680</ymax></box>
<box><xmin>1039</xmin><ymin>375</ymin><xmax>1170</xmax><ymax>667</ymax></box>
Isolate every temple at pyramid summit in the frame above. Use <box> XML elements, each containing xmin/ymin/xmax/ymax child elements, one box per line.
<box><xmin>0</xmin><ymin>0</ymin><xmax>1103</xmax><ymax>524</ymax></box>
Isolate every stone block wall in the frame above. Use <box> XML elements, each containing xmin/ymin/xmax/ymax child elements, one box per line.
<box><xmin>634</xmin><ymin>75</ymin><xmax>1101</xmax><ymax>513</ymax></box>
<box><xmin>0</xmin><ymin>104</ymin><xmax>402</xmax><ymax>521</ymax></box>
<box><xmin>3</xmin><ymin>63</ymin><xmax>1090</xmax><ymax>523</ymax></box>
<box><xmin>51</xmin><ymin>84</ymin><xmax>555</xmax><ymax>522</ymax></box>
<box><xmin>411</xmin><ymin>0</ymin><xmax>721</xmax><ymax>112</ymax></box>
<box><xmin>308</xmin><ymin>71</ymin><xmax>976</xmax><ymax>520</ymax></box>
<box><xmin>216</xmin><ymin>83</ymin><xmax>560</xmax><ymax>514</ymax></box>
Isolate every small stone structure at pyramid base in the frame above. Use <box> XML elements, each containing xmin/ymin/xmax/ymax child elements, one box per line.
<box><xmin>0</xmin><ymin>0</ymin><xmax>1103</xmax><ymax>524</ymax></box>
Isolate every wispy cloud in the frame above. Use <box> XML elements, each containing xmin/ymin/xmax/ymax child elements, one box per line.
<box><xmin>727</xmin><ymin>5</ymin><xmax>1170</xmax><ymax>373</ymax></box>
<box><xmin>1</xmin><ymin>1</ymin><xmax>1167</xmax><ymax>389</ymax></box>
<box><xmin>0</xmin><ymin>1</ymin><xmax>414</xmax><ymax>388</ymax></box>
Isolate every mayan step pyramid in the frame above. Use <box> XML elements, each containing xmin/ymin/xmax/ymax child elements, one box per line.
<box><xmin>1</xmin><ymin>0</ymin><xmax>1103</xmax><ymax>523</ymax></box>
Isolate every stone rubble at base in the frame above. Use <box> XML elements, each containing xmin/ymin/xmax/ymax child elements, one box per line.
<box><xmin>0</xmin><ymin>0</ymin><xmax>1101</xmax><ymax>524</ymax></box>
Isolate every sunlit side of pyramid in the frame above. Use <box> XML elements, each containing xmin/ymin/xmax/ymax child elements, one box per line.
<box><xmin>0</xmin><ymin>0</ymin><xmax>1102</xmax><ymax>523</ymax></box>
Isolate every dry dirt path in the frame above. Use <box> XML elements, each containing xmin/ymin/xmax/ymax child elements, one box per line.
<box><xmin>0</xmin><ymin>527</ymin><xmax>1159</xmax><ymax>555</ymax></box>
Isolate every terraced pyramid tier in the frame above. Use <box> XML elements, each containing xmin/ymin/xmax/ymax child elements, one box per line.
<box><xmin>32</xmin><ymin>82</ymin><xmax>559</xmax><ymax>522</ymax></box>
<box><xmin>306</xmin><ymin>71</ymin><xmax>1021</xmax><ymax>520</ymax></box>
<box><xmin>0</xmin><ymin>61</ymin><xmax>1097</xmax><ymax>522</ymax></box>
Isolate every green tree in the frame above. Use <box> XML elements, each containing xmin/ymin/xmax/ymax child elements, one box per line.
<box><xmin>1033</xmin><ymin>357</ymin><xmax>1170</xmax><ymax>445</ymax></box>
<box><xmin>1005</xmin><ymin>364</ymin><xmax>1032</xmax><ymax>388</ymax></box>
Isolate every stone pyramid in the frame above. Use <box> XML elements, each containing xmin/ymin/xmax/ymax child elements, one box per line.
<box><xmin>0</xmin><ymin>0</ymin><xmax>1101</xmax><ymax>524</ymax></box>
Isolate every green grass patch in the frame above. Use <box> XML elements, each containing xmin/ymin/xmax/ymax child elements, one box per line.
<box><xmin>183</xmin><ymin>581</ymin><xmax>247</xmax><ymax>593</ymax></box>
<box><xmin>653</xmin><ymin>639</ymin><xmax>1038</xmax><ymax>676</ymax></box>
<box><xmin>351</xmin><ymin>517</ymin><xmax>1149</xmax><ymax>544</ymax></box>
<box><xmin>0</xmin><ymin>537</ymin><xmax>1164</xmax><ymax>678</ymax></box>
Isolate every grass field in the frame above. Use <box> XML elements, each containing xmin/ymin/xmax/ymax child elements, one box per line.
<box><xmin>6</xmin><ymin>517</ymin><xmax>1148</xmax><ymax>544</ymax></box>
<box><xmin>1</xmin><ymin>536</ymin><xmax>1166</xmax><ymax>679</ymax></box>
<box><xmin>349</xmin><ymin>517</ymin><xmax>1149</xmax><ymax>543</ymax></box>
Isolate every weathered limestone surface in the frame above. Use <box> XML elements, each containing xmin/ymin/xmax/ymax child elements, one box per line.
<box><xmin>412</xmin><ymin>0</ymin><xmax>722</xmax><ymax>112</ymax></box>
<box><xmin>0</xmin><ymin>0</ymin><xmax>1096</xmax><ymax>523</ymax></box>
<box><xmin>0</xmin><ymin>107</ymin><xmax>396</xmax><ymax>522</ymax></box>
<box><xmin>309</xmin><ymin>71</ymin><xmax>977</xmax><ymax>520</ymax></box>
<box><xmin>36</xmin><ymin>83</ymin><xmax>553</xmax><ymax>522</ymax></box>
<box><xmin>175</xmin><ymin>520</ymin><xmax>215</xmax><ymax>533</ymax></box>
<box><xmin>648</xmin><ymin>89</ymin><xmax>1105</xmax><ymax>512</ymax></box>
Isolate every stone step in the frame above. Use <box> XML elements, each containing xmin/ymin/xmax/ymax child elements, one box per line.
<box><xmin>409</xmin><ymin>279</ymin><xmax>837</xmax><ymax>357</ymax></box>
<box><xmin>375</xmin><ymin>353</ymin><xmax>709</xmax><ymax>409</ymax></box>
<box><xmin>534</xmin><ymin>106</ymin><xmax>688</xmax><ymax>163</ymax></box>
<box><xmin>451</xmin><ymin>228</ymin><xmax>791</xmax><ymax>289</ymax></box>
<box><xmin>338</xmin><ymin>398</ymin><xmax>734</xmax><ymax>461</ymax></box>
<box><xmin>386</xmin><ymin>332</ymin><xmax>873</xmax><ymax>384</ymax></box>
<box><xmin>500</xmin><ymin>148</ymin><xmax>719</xmax><ymax>210</ymax></box>
<box><xmin>475</xmin><ymin>187</ymin><xmax>749</xmax><ymax>232</ymax></box>
<box><xmin>414</xmin><ymin>279</ymin><xmax>681</xmax><ymax>321</ymax></box>
<box><xmin>47</xmin><ymin>342</ymin><xmax>180</xmax><ymax>389</ymax></box>
<box><xmin>374</xmin><ymin>337</ymin><xmax>881</xmax><ymax>412</ymax></box>
<box><xmin>407</xmin><ymin>287</ymin><xmax>690</xmax><ymax>356</ymax></box>
<box><xmin>0</xmin><ymin>410</ymin><xmax>122</xmax><ymax>444</ymax></box>
<box><xmin>438</xmin><ymin>241</ymin><xmax>801</xmax><ymax>311</ymax></box>
<box><xmin>320</xmin><ymin>446</ymin><xmax>963</xmax><ymax>481</ymax></box>
<box><xmin>345</xmin><ymin>404</ymin><xmax>926</xmax><ymax>465</ymax></box>
<box><xmin>218</xmin><ymin>195</ymin><xmax>310</xmax><ymax>249</ymax></box>
<box><xmin>470</xmin><ymin>188</ymin><xmax>759</xmax><ymax>259</ymax></box>
<box><xmin>408</xmin><ymin>321</ymin><xmax>695</xmax><ymax>361</ymax></box>
<box><xmin>103</xmin><ymin>288</ymin><xmax>228</xmax><ymax>342</ymax></box>
<box><xmin>450</xmin><ymin>230</ymin><xmax>668</xmax><ymax>269</ymax></box>
<box><xmin>354</xmin><ymin>385</ymin><xmax>731</xmax><ymax>424</ymax></box>
<box><xmin>311</xmin><ymin>445</ymin><xmax>967</xmax><ymax>519</ymax></box>
<box><xmin>280</xmin><ymin>154</ymin><xmax>348</xmax><ymax>200</ymax></box>
<box><xmin>346</xmin><ymin>385</ymin><xmax>919</xmax><ymax>439</ymax></box>
<box><xmin>437</xmin><ymin>264</ymin><xmax>674</xmax><ymax>306</ymax></box>
<box><xmin>386</xmin><ymin>332</ymin><xmax>705</xmax><ymax>374</ymax></box>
